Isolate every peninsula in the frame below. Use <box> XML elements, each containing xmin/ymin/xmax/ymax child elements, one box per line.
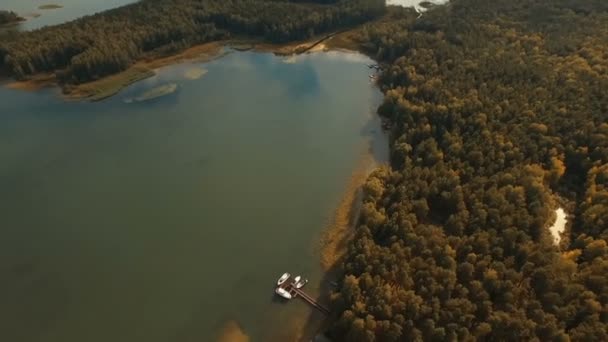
<box><xmin>0</xmin><ymin>10</ymin><xmax>24</xmax><ymax>25</ymax></box>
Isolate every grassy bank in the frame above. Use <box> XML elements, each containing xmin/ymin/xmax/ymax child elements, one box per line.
<box><xmin>5</xmin><ymin>73</ymin><xmax>56</xmax><ymax>91</ymax></box>
<box><xmin>320</xmin><ymin>154</ymin><xmax>374</xmax><ymax>271</ymax></box>
<box><xmin>65</xmin><ymin>67</ymin><xmax>155</xmax><ymax>101</ymax></box>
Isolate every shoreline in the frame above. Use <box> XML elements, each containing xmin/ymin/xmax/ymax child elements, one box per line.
<box><xmin>2</xmin><ymin>30</ymin><xmax>366</xmax><ymax>102</ymax></box>
<box><xmin>292</xmin><ymin>155</ymin><xmax>385</xmax><ymax>342</ymax></box>
<box><xmin>297</xmin><ymin>121</ymin><xmax>388</xmax><ymax>340</ymax></box>
<box><xmin>0</xmin><ymin>16</ymin><xmax>27</xmax><ymax>26</ymax></box>
<box><xmin>319</xmin><ymin>153</ymin><xmax>375</xmax><ymax>272</ymax></box>
<box><xmin>276</xmin><ymin>152</ymin><xmax>381</xmax><ymax>342</ymax></box>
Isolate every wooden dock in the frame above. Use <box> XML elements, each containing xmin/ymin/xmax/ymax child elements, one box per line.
<box><xmin>290</xmin><ymin>285</ymin><xmax>330</xmax><ymax>315</ymax></box>
<box><xmin>279</xmin><ymin>281</ymin><xmax>330</xmax><ymax>315</ymax></box>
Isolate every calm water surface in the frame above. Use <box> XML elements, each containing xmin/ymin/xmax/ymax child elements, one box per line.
<box><xmin>0</xmin><ymin>51</ymin><xmax>385</xmax><ymax>341</ymax></box>
<box><xmin>1</xmin><ymin>0</ymin><xmax>136</xmax><ymax>30</ymax></box>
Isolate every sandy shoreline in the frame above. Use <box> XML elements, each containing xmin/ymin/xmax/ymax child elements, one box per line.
<box><xmin>296</xmin><ymin>131</ymin><xmax>387</xmax><ymax>341</ymax></box>
<box><xmin>264</xmin><ymin>153</ymin><xmax>379</xmax><ymax>342</ymax></box>
<box><xmin>320</xmin><ymin>154</ymin><xmax>375</xmax><ymax>272</ymax></box>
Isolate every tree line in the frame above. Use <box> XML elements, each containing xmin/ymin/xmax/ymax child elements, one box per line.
<box><xmin>0</xmin><ymin>0</ymin><xmax>385</xmax><ymax>84</ymax></box>
<box><xmin>328</xmin><ymin>0</ymin><xmax>608</xmax><ymax>340</ymax></box>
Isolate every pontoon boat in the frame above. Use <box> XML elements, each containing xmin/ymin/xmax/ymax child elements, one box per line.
<box><xmin>277</xmin><ymin>273</ymin><xmax>290</xmax><ymax>286</ymax></box>
<box><xmin>295</xmin><ymin>278</ymin><xmax>308</xmax><ymax>289</ymax></box>
<box><xmin>275</xmin><ymin>287</ymin><xmax>293</xmax><ymax>299</ymax></box>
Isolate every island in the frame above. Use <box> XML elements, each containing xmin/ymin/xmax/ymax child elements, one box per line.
<box><xmin>0</xmin><ymin>10</ymin><xmax>24</xmax><ymax>25</ymax></box>
<box><xmin>38</xmin><ymin>4</ymin><xmax>63</xmax><ymax>10</ymax></box>
<box><xmin>128</xmin><ymin>83</ymin><xmax>178</xmax><ymax>103</ymax></box>
<box><xmin>1</xmin><ymin>0</ymin><xmax>608</xmax><ymax>340</ymax></box>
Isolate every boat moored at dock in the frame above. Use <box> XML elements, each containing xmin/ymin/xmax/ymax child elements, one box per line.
<box><xmin>275</xmin><ymin>287</ymin><xmax>293</xmax><ymax>300</ymax></box>
<box><xmin>273</xmin><ymin>272</ymin><xmax>329</xmax><ymax>314</ymax></box>
<box><xmin>295</xmin><ymin>278</ymin><xmax>308</xmax><ymax>289</ymax></box>
<box><xmin>277</xmin><ymin>273</ymin><xmax>290</xmax><ymax>286</ymax></box>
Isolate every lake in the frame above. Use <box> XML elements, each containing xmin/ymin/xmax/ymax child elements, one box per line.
<box><xmin>0</xmin><ymin>50</ymin><xmax>386</xmax><ymax>341</ymax></box>
<box><xmin>1</xmin><ymin>0</ymin><xmax>136</xmax><ymax>30</ymax></box>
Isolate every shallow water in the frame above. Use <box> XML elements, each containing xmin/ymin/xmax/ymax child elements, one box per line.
<box><xmin>0</xmin><ymin>50</ymin><xmax>386</xmax><ymax>341</ymax></box>
<box><xmin>1</xmin><ymin>0</ymin><xmax>136</xmax><ymax>30</ymax></box>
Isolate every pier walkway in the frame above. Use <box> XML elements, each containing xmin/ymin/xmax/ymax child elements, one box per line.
<box><xmin>280</xmin><ymin>282</ymin><xmax>330</xmax><ymax>315</ymax></box>
<box><xmin>292</xmin><ymin>286</ymin><xmax>330</xmax><ymax>315</ymax></box>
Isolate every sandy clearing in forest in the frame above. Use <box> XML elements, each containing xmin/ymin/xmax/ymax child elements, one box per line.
<box><xmin>549</xmin><ymin>207</ymin><xmax>567</xmax><ymax>245</ymax></box>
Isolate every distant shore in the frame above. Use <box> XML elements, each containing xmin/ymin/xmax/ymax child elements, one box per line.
<box><xmin>2</xmin><ymin>29</ymin><xmax>365</xmax><ymax>102</ymax></box>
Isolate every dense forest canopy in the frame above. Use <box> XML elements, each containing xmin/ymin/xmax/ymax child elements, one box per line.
<box><xmin>0</xmin><ymin>0</ymin><xmax>384</xmax><ymax>84</ymax></box>
<box><xmin>329</xmin><ymin>0</ymin><xmax>608</xmax><ymax>340</ymax></box>
<box><xmin>0</xmin><ymin>10</ymin><xmax>22</xmax><ymax>25</ymax></box>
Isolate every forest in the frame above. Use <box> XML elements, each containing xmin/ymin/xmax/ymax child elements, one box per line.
<box><xmin>0</xmin><ymin>10</ymin><xmax>22</xmax><ymax>25</ymax></box>
<box><xmin>0</xmin><ymin>0</ymin><xmax>384</xmax><ymax>84</ymax></box>
<box><xmin>328</xmin><ymin>0</ymin><xmax>608</xmax><ymax>340</ymax></box>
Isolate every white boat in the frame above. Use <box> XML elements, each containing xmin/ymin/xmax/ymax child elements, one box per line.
<box><xmin>292</xmin><ymin>276</ymin><xmax>301</xmax><ymax>285</ymax></box>
<box><xmin>277</xmin><ymin>273</ymin><xmax>290</xmax><ymax>286</ymax></box>
<box><xmin>275</xmin><ymin>287</ymin><xmax>293</xmax><ymax>300</ymax></box>
<box><xmin>295</xmin><ymin>278</ymin><xmax>308</xmax><ymax>289</ymax></box>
